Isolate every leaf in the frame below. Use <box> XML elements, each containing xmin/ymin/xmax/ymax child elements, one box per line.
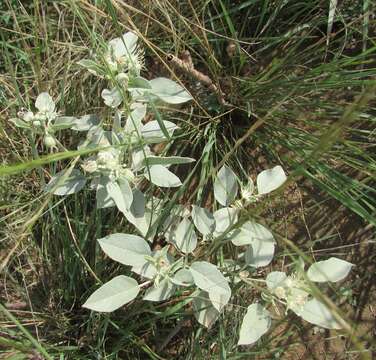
<box><xmin>190</xmin><ymin>261</ymin><xmax>231</xmax><ymax>311</ymax></box>
<box><xmin>128</xmin><ymin>77</ymin><xmax>152</xmax><ymax>89</ymax></box>
<box><xmin>214</xmin><ymin>165</ymin><xmax>238</xmax><ymax>206</ymax></box>
<box><xmin>193</xmin><ymin>291</ymin><xmax>220</xmax><ymax>328</ymax></box>
<box><xmin>77</xmin><ymin>59</ymin><xmax>105</xmax><ymax>76</ymax></box>
<box><xmin>141</xmin><ymin>120</ymin><xmax>178</xmax><ymax>143</ymax></box>
<box><xmin>143</xmin><ymin>156</ymin><xmax>195</xmax><ymax>167</ymax></box>
<box><xmin>173</xmin><ymin>218</ymin><xmax>197</xmax><ymax>254</ymax></box>
<box><xmin>213</xmin><ymin>207</ymin><xmax>238</xmax><ymax>237</ymax></box>
<box><xmin>149</xmin><ymin>77</ymin><xmax>192</xmax><ymax>104</ymax></box>
<box><xmin>144</xmin><ymin>165</ymin><xmax>182</xmax><ymax>187</ymax></box>
<box><xmin>101</xmin><ymin>87</ymin><xmax>122</xmax><ymax>108</ymax></box>
<box><xmin>257</xmin><ymin>165</ymin><xmax>287</xmax><ymax>195</ymax></box>
<box><xmin>307</xmin><ymin>257</ymin><xmax>354</xmax><ymax>283</ymax></box>
<box><xmin>10</xmin><ymin>118</ymin><xmax>30</xmax><ymax>129</ymax></box>
<box><xmin>95</xmin><ymin>177</ymin><xmax>115</xmax><ymax>208</ymax></box>
<box><xmin>35</xmin><ymin>92</ymin><xmax>55</xmax><ymax>113</ymax></box>
<box><xmin>143</xmin><ymin>279</ymin><xmax>176</xmax><ymax>302</ymax></box>
<box><xmin>230</xmin><ymin>221</ymin><xmax>274</xmax><ymax>246</ymax></box>
<box><xmin>124</xmin><ymin>105</ymin><xmax>146</xmax><ymax>136</ymax></box>
<box><xmin>98</xmin><ymin>233</ymin><xmax>151</xmax><ymax>267</ymax></box>
<box><xmin>244</xmin><ymin>240</ymin><xmax>275</xmax><ymax>268</ymax></box>
<box><xmin>109</xmin><ymin>31</ymin><xmax>138</xmax><ymax>60</ymax></box>
<box><xmin>45</xmin><ymin>169</ymin><xmax>86</xmax><ymax>196</ymax></box>
<box><xmin>83</xmin><ymin>275</ymin><xmax>139</xmax><ymax>312</ymax></box>
<box><xmin>71</xmin><ymin>114</ymin><xmax>100</xmax><ymax>131</ymax></box>
<box><xmin>238</xmin><ymin>303</ymin><xmax>271</xmax><ymax>345</ymax></box>
<box><xmin>52</xmin><ymin>116</ymin><xmax>78</xmax><ymax>130</ymax></box>
<box><xmin>266</xmin><ymin>272</ymin><xmax>287</xmax><ymax>291</ymax></box>
<box><xmin>106</xmin><ymin>179</ymin><xmax>133</xmax><ymax>213</ymax></box>
<box><xmin>191</xmin><ymin>205</ymin><xmax>215</xmax><ymax>236</ymax></box>
<box><xmin>296</xmin><ymin>298</ymin><xmax>342</xmax><ymax>329</ymax></box>
<box><xmin>171</xmin><ymin>268</ymin><xmax>194</xmax><ymax>287</ymax></box>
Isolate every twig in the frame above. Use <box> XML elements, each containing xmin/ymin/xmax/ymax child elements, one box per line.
<box><xmin>167</xmin><ymin>51</ymin><xmax>228</xmax><ymax>106</ymax></box>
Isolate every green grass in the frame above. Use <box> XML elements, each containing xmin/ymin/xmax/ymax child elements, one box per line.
<box><xmin>1</xmin><ymin>0</ymin><xmax>375</xmax><ymax>359</ymax></box>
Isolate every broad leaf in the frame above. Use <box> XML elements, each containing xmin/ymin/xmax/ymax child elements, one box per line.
<box><xmin>190</xmin><ymin>261</ymin><xmax>231</xmax><ymax>311</ymax></box>
<box><xmin>83</xmin><ymin>275</ymin><xmax>139</xmax><ymax>312</ymax></box>
<box><xmin>144</xmin><ymin>165</ymin><xmax>182</xmax><ymax>187</ymax></box>
<box><xmin>141</xmin><ymin>120</ymin><xmax>178</xmax><ymax>143</ymax></box>
<box><xmin>193</xmin><ymin>291</ymin><xmax>220</xmax><ymax>328</ymax></box>
<box><xmin>101</xmin><ymin>87</ymin><xmax>122</xmax><ymax>108</ymax></box>
<box><xmin>143</xmin><ymin>279</ymin><xmax>175</xmax><ymax>302</ymax></box>
<box><xmin>172</xmin><ymin>268</ymin><xmax>194</xmax><ymax>287</ymax></box>
<box><xmin>95</xmin><ymin>177</ymin><xmax>115</xmax><ymax>208</ymax></box>
<box><xmin>238</xmin><ymin>304</ymin><xmax>271</xmax><ymax>345</ymax></box>
<box><xmin>108</xmin><ymin>31</ymin><xmax>138</xmax><ymax>60</ymax></box>
<box><xmin>106</xmin><ymin>179</ymin><xmax>133</xmax><ymax>213</ymax></box>
<box><xmin>266</xmin><ymin>271</ymin><xmax>287</xmax><ymax>291</ymax></box>
<box><xmin>214</xmin><ymin>165</ymin><xmax>238</xmax><ymax>206</ymax></box>
<box><xmin>45</xmin><ymin>169</ymin><xmax>86</xmax><ymax>196</ymax></box>
<box><xmin>230</xmin><ymin>221</ymin><xmax>274</xmax><ymax>246</ymax></box>
<box><xmin>149</xmin><ymin>77</ymin><xmax>192</xmax><ymax>104</ymax></box>
<box><xmin>213</xmin><ymin>207</ymin><xmax>238</xmax><ymax>237</ymax></box>
<box><xmin>71</xmin><ymin>114</ymin><xmax>100</xmax><ymax>131</ymax></box>
<box><xmin>296</xmin><ymin>299</ymin><xmax>342</xmax><ymax>329</ymax></box>
<box><xmin>98</xmin><ymin>233</ymin><xmax>151</xmax><ymax>267</ymax></box>
<box><xmin>191</xmin><ymin>205</ymin><xmax>215</xmax><ymax>236</ymax></box>
<box><xmin>257</xmin><ymin>165</ymin><xmax>287</xmax><ymax>195</ymax></box>
<box><xmin>244</xmin><ymin>240</ymin><xmax>275</xmax><ymax>268</ymax></box>
<box><xmin>35</xmin><ymin>92</ymin><xmax>55</xmax><ymax>113</ymax></box>
<box><xmin>173</xmin><ymin>218</ymin><xmax>197</xmax><ymax>254</ymax></box>
<box><xmin>307</xmin><ymin>257</ymin><xmax>353</xmax><ymax>283</ymax></box>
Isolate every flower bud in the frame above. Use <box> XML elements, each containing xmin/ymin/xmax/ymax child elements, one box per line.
<box><xmin>44</xmin><ymin>134</ymin><xmax>56</xmax><ymax>148</ymax></box>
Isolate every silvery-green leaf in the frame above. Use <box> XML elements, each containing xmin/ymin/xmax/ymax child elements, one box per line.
<box><xmin>171</xmin><ymin>268</ymin><xmax>194</xmax><ymax>287</ymax></box>
<box><xmin>295</xmin><ymin>299</ymin><xmax>342</xmax><ymax>329</ymax></box>
<box><xmin>143</xmin><ymin>279</ymin><xmax>175</xmax><ymax>302</ymax></box>
<box><xmin>144</xmin><ymin>165</ymin><xmax>182</xmax><ymax>187</ymax></box>
<box><xmin>141</xmin><ymin>120</ymin><xmax>178</xmax><ymax>143</ymax></box>
<box><xmin>77</xmin><ymin>59</ymin><xmax>105</xmax><ymax>76</ymax></box>
<box><xmin>131</xmin><ymin>261</ymin><xmax>157</xmax><ymax>279</ymax></box>
<box><xmin>45</xmin><ymin>169</ymin><xmax>86</xmax><ymax>196</ymax></box>
<box><xmin>193</xmin><ymin>291</ymin><xmax>220</xmax><ymax>328</ymax></box>
<box><xmin>230</xmin><ymin>221</ymin><xmax>275</xmax><ymax>246</ymax></box>
<box><xmin>83</xmin><ymin>275</ymin><xmax>139</xmax><ymax>312</ymax></box>
<box><xmin>35</xmin><ymin>92</ymin><xmax>55</xmax><ymax>113</ymax></box>
<box><xmin>128</xmin><ymin>77</ymin><xmax>152</xmax><ymax>89</ymax></box>
<box><xmin>266</xmin><ymin>271</ymin><xmax>287</xmax><ymax>291</ymax></box>
<box><xmin>72</xmin><ymin>114</ymin><xmax>100</xmax><ymax>131</ymax></box>
<box><xmin>149</xmin><ymin>77</ymin><xmax>192</xmax><ymax>104</ymax></box>
<box><xmin>214</xmin><ymin>165</ymin><xmax>238</xmax><ymax>206</ymax></box>
<box><xmin>106</xmin><ymin>179</ymin><xmax>133</xmax><ymax>213</ymax></box>
<box><xmin>52</xmin><ymin>116</ymin><xmax>78</xmax><ymax>130</ymax></box>
<box><xmin>257</xmin><ymin>165</ymin><xmax>287</xmax><ymax>195</ymax></box>
<box><xmin>101</xmin><ymin>87</ymin><xmax>122</xmax><ymax>108</ymax></box>
<box><xmin>131</xmin><ymin>146</ymin><xmax>152</xmax><ymax>171</ymax></box>
<box><xmin>143</xmin><ymin>156</ymin><xmax>195</xmax><ymax>167</ymax></box>
<box><xmin>213</xmin><ymin>207</ymin><xmax>238</xmax><ymax>237</ymax></box>
<box><xmin>123</xmin><ymin>190</ymin><xmax>157</xmax><ymax>240</ymax></box>
<box><xmin>190</xmin><ymin>261</ymin><xmax>231</xmax><ymax>311</ymax></box>
<box><xmin>307</xmin><ymin>257</ymin><xmax>354</xmax><ymax>283</ymax></box>
<box><xmin>108</xmin><ymin>31</ymin><xmax>138</xmax><ymax>60</ymax></box>
<box><xmin>124</xmin><ymin>105</ymin><xmax>146</xmax><ymax>136</ymax></box>
<box><xmin>191</xmin><ymin>205</ymin><xmax>215</xmax><ymax>236</ymax></box>
<box><xmin>173</xmin><ymin>218</ymin><xmax>197</xmax><ymax>254</ymax></box>
<box><xmin>10</xmin><ymin>118</ymin><xmax>30</xmax><ymax>129</ymax></box>
<box><xmin>95</xmin><ymin>177</ymin><xmax>115</xmax><ymax>208</ymax></box>
<box><xmin>244</xmin><ymin>240</ymin><xmax>275</xmax><ymax>268</ymax></box>
<box><xmin>238</xmin><ymin>303</ymin><xmax>271</xmax><ymax>345</ymax></box>
<box><xmin>98</xmin><ymin>233</ymin><xmax>151</xmax><ymax>267</ymax></box>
